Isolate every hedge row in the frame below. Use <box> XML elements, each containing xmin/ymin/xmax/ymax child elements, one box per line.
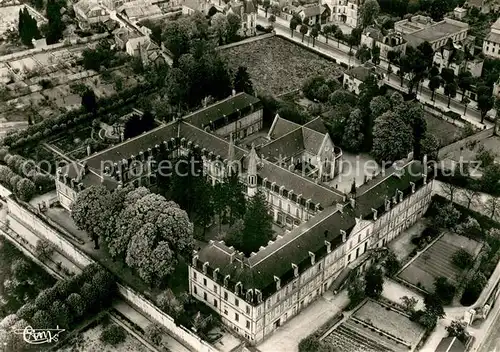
<box><xmin>2</xmin><ymin>83</ymin><xmax>154</xmax><ymax>150</ymax></box>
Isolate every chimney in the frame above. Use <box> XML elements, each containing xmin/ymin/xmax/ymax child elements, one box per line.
<box><xmin>349</xmin><ymin>197</ymin><xmax>355</xmax><ymax>208</ymax></box>
<box><xmin>410</xmin><ymin>181</ymin><xmax>415</xmax><ymax>193</ymax></box>
<box><xmin>308</xmin><ymin>251</ymin><xmax>315</xmax><ymax>265</ymax></box>
<box><xmin>274</xmin><ymin>276</ymin><xmax>281</xmax><ymax>290</ymax></box>
<box><xmin>336</xmin><ymin>203</ymin><xmax>344</xmax><ymax>213</ymax></box>
<box><xmin>325</xmin><ymin>240</ymin><xmax>331</xmax><ymax>253</ymax></box>
<box><xmin>371</xmin><ymin>208</ymin><xmax>378</xmax><ymax>220</ymax></box>
<box><xmin>291</xmin><ymin>263</ymin><xmax>299</xmax><ymax>277</ymax></box>
<box><xmin>341</xmin><ymin>229</ymin><xmax>346</xmax><ymax>242</ymax></box>
<box><xmin>232</xmin><ymin>89</ymin><xmax>236</xmax><ymax>96</ymax></box>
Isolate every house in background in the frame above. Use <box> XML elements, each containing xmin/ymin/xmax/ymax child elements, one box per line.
<box><xmin>118</xmin><ymin>0</ymin><xmax>163</xmax><ymax>21</ymax></box>
<box><xmin>343</xmin><ymin>63</ymin><xmax>383</xmax><ymax>94</ymax></box>
<box><xmin>434</xmin><ymin>39</ymin><xmax>483</xmax><ymax>77</ymax></box>
<box><xmin>325</xmin><ymin>0</ymin><xmax>363</xmax><ymax>27</ymax></box>
<box><xmin>226</xmin><ymin>0</ymin><xmax>258</xmax><ymax>36</ymax></box>
<box><xmin>483</xmin><ymin>18</ymin><xmax>500</xmax><ymax>59</ymax></box>
<box><xmin>453</xmin><ymin>6</ymin><xmax>467</xmax><ymax>20</ymax></box>
<box><xmin>360</xmin><ymin>26</ymin><xmax>407</xmax><ymax>59</ymax></box>
<box><xmin>182</xmin><ymin>0</ymin><xmax>216</xmax><ymax>15</ymax></box>
<box><xmin>297</xmin><ymin>3</ymin><xmax>330</xmax><ymax>25</ymax></box>
<box><xmin>73</xmin><ymin>0</ymin><xmax>109</xmax><ymax>30</ymax></box>
<box><xmin>125</xmin><ymin>36</ymin><xmax>166</xmax><ymax>66</ymax></box>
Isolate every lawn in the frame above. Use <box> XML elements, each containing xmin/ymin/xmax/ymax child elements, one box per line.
<box><xmin>398</xmin><ymin>233</ymin><xmax>482</xmax><ymax>292</ymax></box>
<box><xmin>222</xmin><ymin>36</ymin><xmax>344</xmax><ymax>95</ymax></box>
<box><xmin>423</xmin><ymin>112</ymin><xmax>462</xmax><ymax>147</ymax></box>
<box><xmin>353</xmin><ymin>300</ymin><xmax>424</xmax><ymax>347</ymax></box>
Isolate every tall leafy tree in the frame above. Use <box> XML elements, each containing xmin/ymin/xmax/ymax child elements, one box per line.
<box><xmin>428</xmin><ymin>75</ymin><xmax>441</xmax><ymax>101</ymax></box>
<box><xmin>444</xmin><ymin>82</ymin><xmax>457</xmax><ymax>108</ymax></box>
<box><xmin>227</xmin><ymin>191</ymin><xmax>272</xmax><ymax>255</ymax></box>
<box><xmin>359</xmin><ymin>0</ymin><xmax>380</xmax><ymax>28</ymax></box>
<box><xmin>300</xmin><ymin>24</ymin><xmax>309</xmax><ymax>43</ymax></box>
<box><xmin>227</xmin><ymin>13</ymin><xmax>241</xmax><ymax>42</ymax></box>
<box><xmin>342</xmin><ymin>108</ymin><xmax>364</xmax><ymax>151</ymax></box>
<box><xmin>364</xmin><ymin>266</ymin><xmax>384</xmax><ymax>298</ymax></box>
<box><xmin>372</xmin><ymin>111</ymin><xmax>413</xmax><ymax>163</ymax></box>
<box><xmin>46</xmin><ymin>0</ymin><xmax>65</xmax><ymax>44</ymax></box>
<box><xmin>233</xmin><ymin>66</ymin><xmax>254</xmax><ymax>95</ymax></box>
<box><xmin>458</xmin><ymin>71</ymin><xmax>472</xmax><ymax>100</ymax></box>
<box><xmin>477</xmin><ymin>85</ymin><xmax>494</xmax><ymax>123</ymax></box>
<box><xmin>289</xmin><ymin>14</ymin><xmax>301</xmax><ymax>37</ymax></box>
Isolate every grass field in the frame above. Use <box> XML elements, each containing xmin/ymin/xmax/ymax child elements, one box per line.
<box><xmin>222</xmin><ymin>36</ymin><xmax>344</xmax><ymax>95</ymax></box>
<box><xmin>423</xmin><ymin>112</ymin><xmax>462</xmax><ymax>147</ymax></box>
<box><xmin>398</xmin><ymin>233</ymin><xmax>482</xmax><ymax>292</ymax></box>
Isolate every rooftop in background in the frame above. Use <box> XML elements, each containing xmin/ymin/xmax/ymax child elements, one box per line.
<box><xmin>345</xmin><ymin>62</ymin><xmax>381</xmax><ymax>82</ymax></box>
<box><xmin>184</xmin><ymin>92</ymin><xmax>261</xmax><ymax>131</ymax></box>
<box><xmin>403</xmin><ymin>18</ymin><xmax>469</xmax><ymax>47</ymax></box>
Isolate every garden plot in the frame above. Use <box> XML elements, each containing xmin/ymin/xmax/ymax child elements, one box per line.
<box><xmin>353</xmin><ymin>300</ymin><xmax>424</xmax><ymax>347</ymax></box>
<box><xmin>423</xmin><ymin>112</ymin><xmax>462</xmax><ymax>147</ymax></box>
<box><xmin>323</xmin><ymin>300</ymin><xmax>424</xmax><ymax>352</ymax></box>
<box><xmin>398</xmin><ymin>233</ymin><xmax>482</xmax><ymax>292</ymax></box>
<box><xmin>222</xmin><ymin>36</ymin><xmax>344</xmax><ymax>95</ymax></box>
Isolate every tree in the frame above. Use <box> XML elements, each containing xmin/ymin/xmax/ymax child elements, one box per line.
<box><xmin>482</xmin><ymin>164</ymin><xmax>500</xmax><ymax>194</ymax></box>
<box><xmin>434</xmin><ymin>277</ymin><xmax>456</xmax><ymax>305</ymax></box>
<box><xmin>368</xmin><ymin>96</ymin><xmax>390</xmax><ymax>119</ymax></box>
<box><xmin>342</xmin><ymin>108</ymin><xmax>364</xmax><ymax>151</ymax></box>
<box><xmin>333</xmin><ymin>27</ymin><xmax>344</xmax><ymax>48</ymax></box>
<box><xmin>433</xmin><ymin>203</ymin><xmax>460</xmax><ymax>228</ymax></box>
<box><xmin>263</xmin><ymin>0</ymin><xmax>271</xmax><ymax>17</ymax></box>
<box><xmin>440</xmin><ymin>182</ymin><xmax>460</xmax><ymax>203</ymax></box>
<box><xmin>32</xmin><ymin>310</ymin><xmax>53</xmax><ymax>329</ymax></box>
<box><xmin>384</xmin><ymin>250</ymin><xmax>401</xmax><ymax>276</ymax></box>
<box><xmin>329</xmin><ymin>89</ymin><xmax>357</xmax><ymax>107</ymax></box>
<box><xmin>372</xmin><ymin>112</ymin><xmax>413</xmax><ymax>163</ymax></box>
<box><xmin>356</xmin><ymin>44</ymin><xmax>371</xmax><ymax>63</ymax></box>
<box><xmin>114</xmin><ymin>192</ymin><xmax>193</xmax><ymax>261</ymax></box>
<box><xmin>17</xmin><ymin>302</ymin><xmax>37</xmax><ymax>321</ymax></box>
<box><xmin>461</xmin><ymin>186</ymin><xmax>480</xmax><ymax>209</ymax></box>
<box><xmin>227</xmin><ymin>191</ymin><xmax>273</xmax><ymax>255</ymax></box>
<box><xmin>227</xmin><ymin>13</ymin><xmax>241</xmax><ymax>42</ymax></box>
<box><xmin>45</xmin><ymin>0</ymin><xmax>65</xmax><ymax>45</ymax></box>
<box><xmin>233</xmin><ymin>66</ymin><xmax>254</xmax><ymax>95</ymax></box>
<box><xmin>50</xmin><ymin>300</ymin><xmax>72</xmax><ymax>328</ymax></box>
<box><xmin>300</xmin><ymin>24</ymin><xmax>309</xmax><ymax>43</ymax></box>
<box><xmin>428</xmin><ymin>75</ymin><xmax>441</xmax><ymax>101</ymax></box>
<box><xmin>347</xmin><ymin>274</ymin><xmax>365</xmax><ymax>307</ymax></box>
<box><xmin>310</xmin><ymin>26</ymin><xmax>319</xmax><ymax>47</ymax></box>
<box><xmin>11</xmin><ymin>259</ymin><xmax>31</xmax><ymax>281</ymax></box>
<box><xmin>15</xmin><ymin>178</ymin><xmax>35</xmax><ymax>201</ymax></box>
<box><xmin>157</xmin><ymin>289</ymin><xmax>185</xmax><ymax>319</ymax></box>
<box><xmin>424</xmin><ymin>293</ymin><xmax>445</xmax><ymax>319</ymax></box>
<box><xmin>322</xmin><ymin>24</ymin><xmax>332</xmax><ymax>43</ymax></box>
<box><xmin>145</xmin><ymin>323</ymin><xmax>165</xmax><ymax>346</ymax></box>
<box><xmin>268</xmin><ymin>14</ymin><xmax>276</xmax><ymax>26</ymax></box>
<box><xmin>444</xmin><ymin>82</ymin><xmax>457</xmax><ymax>108</ymax></box>
<box><xmin>71</xmin><ymin>185</ymin><xmax>110</xmax><ymax>249</ymax></box>
<box><xmin>463</xmin><ymin>96</ymin><xmax>471</xmax><ymax>115</ymax></box>
<box><xmin>66</xmin><ymin>293</ymin><xmax>86</xmax><ymax>318</ymax></box>
<box><xmin>360</xmin><ymin>0</ymin><xmax>380</xmax><ymax>27</ymax></box>
<box><xmin>18</xmin><ymin>8</ymin><xmax>40</xmax><ymax>47</ymax></box>
<box><xmin>289</xmin><ymin>15</ymin><xmax>300</xmax><ymax>37</ymax></box>
<box><xmin>452</xmin><ymin>249</ymin><xmax>474</xmax><ymax>270</ymax></box>
<box><xmin>421</xmin><ymin>133</ymin><xmax>440</xmax><ymax>161</ymax></box>
<box><xmin>446</xmin><ymin>320</ymin><xmax>469</xmax><ymax>343</ymax></box>
<box><xmin>485</xmin><ymin>195</ymin><xmax>500</xmax><ymax>220</ymax></box>
<box><xmin>34</xmin><ymin>239</ymin><xmax>55</xmax><ymax>262</ymax></box>
<box><xmin>371</xmin><ymin>45</ymin><xmax>380</xmax><ymax>66</ymax></box>
<box><xmin>400</xmin><ymin>296</ymin><xmax>418</xmax><ymax>315</ymax></box>
<box><xmin>458</xmin><ymin>71</ymin><xmax>472</xmax><ymax>100</ymax></box>
<box><xmin>461</xmin><ymin>272</ymin><xmax>487</xmax><ymax>306</ymax></box>
<box><xmin>211</xmin><ymin>13</ymin><xmax>229</xmax><ymax>45</ymax></box>
<box><xmin>455</xmin><ymin>216</ymin><xmax>482</xmax><ymax>239</ymax></box>
<box><xmin>364</xmin><ymin>266</ymin><xmax>384</xmax><ymax>299</ymax></box>
<box><xmin>81</xmin><ymin>89</ymin><xmax>97</xmax><ymax>115</ymax></box>
<box><xmin>441</xmin><ymin>67</ymin><xmax>455</xmax><ymax>85</ymax></box>
<box><xmin>100</xmin><ymin>325</ymin><xmax>126</xmax><ymax>346</ymax></box>
<box><xmin>478</xmin><ymin>85</ymin><xmax>494</xmax><ymax>123</ymax></box>
<box><xmin>270</xmin><ymin>3</ymin><xmax>281</xmax><ymax>15</ymax></box>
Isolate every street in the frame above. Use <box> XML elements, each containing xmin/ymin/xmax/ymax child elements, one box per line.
<box><xmin>257</xmin><ymin>11</ymin><xmax>492</xmax><ymax>129</ymax></box>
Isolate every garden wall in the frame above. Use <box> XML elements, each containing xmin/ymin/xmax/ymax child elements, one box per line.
<box><xmin>218</xmin><ymin>33</ymin><xmax>275</xmax><ymax>50</ymax></box>
<box><xmin>1</xmin><ymin>187</ymin><xmax>220</xmax><ymax>352</ymax></box>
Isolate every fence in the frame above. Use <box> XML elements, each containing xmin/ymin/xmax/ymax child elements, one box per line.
<box><xmin>0</xmin><ymin>185</ymin><xmax>220</xmax><ymax>352</ymax></box>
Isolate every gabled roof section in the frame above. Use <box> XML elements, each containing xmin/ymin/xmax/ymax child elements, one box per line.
<box><xmin>302</xmin><ymin>127</ymin><xmax>326</xmax><ymax>155</ymax></box>
<box><xmin>259</xmin><ymin>128</ymin><xmax>304</xmax><ymax>161</ymax></box>
<box><xmin>268</xmin><ymin>114</ymin><xmax>301</xmax><ymax>140</ymax></box>
<box><xmin>303</xmin><ymin>117</ymin><xmax>328</xmax><ymax>134</ymax></box>
<box><xmin>184</xmin><ymin>92</ymin><xmax>261</xmax><ymax>130</ymax></box>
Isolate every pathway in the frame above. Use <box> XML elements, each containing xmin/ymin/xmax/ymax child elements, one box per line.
<box><xmin>256</xmin><ymin>290</ymin><xmax>349</xmax><ymax>352</ymax></box>
<box><xmin>0</xmin><ymin>201</ymin><xmax>190</xmax><ymax>352</ymax></box>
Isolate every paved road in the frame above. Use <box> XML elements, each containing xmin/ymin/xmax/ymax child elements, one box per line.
<box><xmin>477</xmin><ymin>305</ymin><xmax>500</xmax><ymax>352</ymax></box>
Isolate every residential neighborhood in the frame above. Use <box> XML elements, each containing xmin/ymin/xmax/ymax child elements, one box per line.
<box><xmin>1</xmin><ymin>0</ymin><xmax>500</xmax><ymax>351</ymax></box>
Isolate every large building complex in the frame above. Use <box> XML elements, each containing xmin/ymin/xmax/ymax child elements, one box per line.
<box><xmin>395</xmin><ymin>16</ymin><xmax>469</xmax><ymax>51</ymax></box>
<box><xmin>190</xmin><ymin>156</ymin><xmax>433</xmax><ymax>344</ymax></box>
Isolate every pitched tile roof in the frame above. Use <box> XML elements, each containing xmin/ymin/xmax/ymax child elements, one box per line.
<box><xmin>268</xmin><ymin>114</ymin><xmax>301</xmax><ymax>140</ymax></box>
<box><xmin>258</xmin><ymin>129</ymin><xmax>304</xmax><ymax>161</ymax></box>
<box><xmin>184</xmin><ymin>92</ymin><xmax>261</xmax><ymax>130</ymax></box>
<box><xmin>302</xmin><ymin>127</ymin><xmax>325</xmax><ymax>154</ymax></box>
<box><xmin>303</xmin><ymin>117</ymin><xmax>328</xmax><ymax>134</ymax></box>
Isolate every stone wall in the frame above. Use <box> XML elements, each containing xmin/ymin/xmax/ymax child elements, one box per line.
<box><xmin>1</xmin><ymin>188</ymin><xmax>219</xmax><ymax>352</ymax></box>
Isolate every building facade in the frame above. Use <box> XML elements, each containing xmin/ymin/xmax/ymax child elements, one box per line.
<box><xmin>325</xmin><ymin>0</ymin><xmax>362</xmax><ymax>27</ymax></box>
<box><xmin>189</xmin><ymin>158</ymin><xmax>434</xmax><ymax>344</ymax></box>
<box><xmin>361</xmin><ymin>27</ymin><xmax>407</xmax><ymax>59</ymax></box>
<box><xmin>483</xmin><ymin>18</ymin><xmax>500</xmax><ymax>59</ymax></box>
